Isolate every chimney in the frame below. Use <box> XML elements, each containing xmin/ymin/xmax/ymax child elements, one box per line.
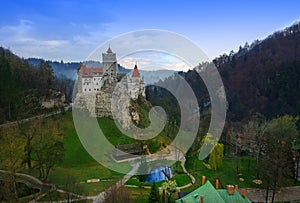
<box><xmin>241</xmin><ymin>189</ymin><xmax>247</xmax><ymax>198</ymax></box>
<box><xmin>235</xmin><ymin>185</ymin><xmax>239</xmax><ymax>190</ymax></box>
<box><xmin>200</xmin><ymin>195</ymin><xmax>204</xmax><ymax>203</ymax></box>
<box><xmin>202</xmin><ymin>176</ymin><xmax>206</xmax><ymax>185</ymax></box>
<box><xmin>227</xmin><ymin>185</ymin><xmax>234</xmax><ymax>195</ymax></box>
<box><xmin>215</xmin><ymin>179</ymin><xmax>219</xmax><ymax>189</ymax></box>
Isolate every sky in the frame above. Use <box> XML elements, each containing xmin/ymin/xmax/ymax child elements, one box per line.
<box><xmin>0</xmin><ymin>0</ymin><xmax>299</xmax><ymax>63</ymax></box>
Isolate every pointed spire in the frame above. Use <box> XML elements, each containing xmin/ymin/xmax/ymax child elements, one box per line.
<box><xmin>107</xmin><ymin>45</ymin><xmax>112</xmax><ymax>53</ymax></box>
<box><xmin>132</xmin><ymin>63</ymin><xmax>140</xmax><ymax>78</ymax></box>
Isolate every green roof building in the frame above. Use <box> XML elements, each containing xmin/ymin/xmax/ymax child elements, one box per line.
<box><xmin>176</xmin><ymin>180</ymin><xmax>251</xmax><ymax>203</ymax></box>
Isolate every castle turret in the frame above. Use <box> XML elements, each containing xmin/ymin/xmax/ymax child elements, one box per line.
<box><xmin>128</xmin><ymin>64</ymin><xmax>145</xmax><ymax>99</ymax></box>
<box><xmin>132</xmin><ymin>64</ymin><xmax>140</xmax><ymax>78</ymax></box>
<box><xmin>102</xmin><ymin>46</ymin><xmax>118</xmax><ymax>77</ymax></box>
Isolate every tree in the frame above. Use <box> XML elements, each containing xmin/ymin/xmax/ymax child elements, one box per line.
<box><xmin>242</xmin><ymin>116</ymin><xmax>268</xmax><ymax>178</ymax></box>
<box><xmin>0</xmin><ymin>126</ymin><xmax>25</xmax><ymax>200</ymax></box>
<box><xmin>0</xmin><ymin>57</ymin><xmax>19</xmax><ymax>121</ymax></box>
<box><xmin>148</xmin><ymin>181</ymin><xmax>160</xmax><ymax>203</ymax></box>
<box><xmin>103</xmin><ymin>185</ymin><xmax>132</xmax><ymax>203</ymax></box>
<box><xmin>261</xmin><ymin>115</ymin><xmax>299</xmax><ymax>203</ymax></box>
<box><xmin>208</xmin><ymin>143</ymin><xmax>224</xmax><ymax>170</ymax></box>
<box><xmin>18</xmin><ymin>119</ymin><xmax>40</xmax><ymax>169</ymax></box>
<box><xmin>161</xmin><ymin>180</ymin><xmax>178</xmax><ymax>203</ymax></box>
<box><xmin>37</xmin><ymin>60</ymin><xmax>55</xmax><ymax>89</ymax></box>
<box><xmin>31</xmin><ymin>118</ymin><xmax>64</xmax><ymax>180</ymax></box>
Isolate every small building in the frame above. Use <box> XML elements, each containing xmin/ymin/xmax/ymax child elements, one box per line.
<box><xmin>176</xmin><ymin>179</ymin><xmax>251</xmax><ymax>203</ymax></box>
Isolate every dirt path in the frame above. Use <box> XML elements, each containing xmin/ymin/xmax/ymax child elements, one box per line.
<box><xmin>0</xmin><ymin>106</ymin><xmax>70</xmax><ymax>129</ymax></box>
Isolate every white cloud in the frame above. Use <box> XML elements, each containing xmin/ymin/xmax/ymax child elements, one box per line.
<box><xmin>87</xmin><ymin>30</ymin><xmax>209</xmax><ymax>71</ymax></box>
<box><xmin>118</xmin><ymin>51</ymin><xmax>190</xmax><ymax>71</ymax></box>
<box><xmin>0</xmin><ymin>19</ymin><xmax>111</xmax><ymax>61</ymax></box>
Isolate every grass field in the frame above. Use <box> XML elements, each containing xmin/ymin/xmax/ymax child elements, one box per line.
<box><xmin>44</xmin><ymin>111</ymin><xmax>130</xmax><ymax>196</ymax></box>
<box><xmin>184</xmin><ymin>154</ymin><xmax>300</xmax><ymax>193</ymax></box>
<box><xmin>127</xmin><ymin>187</ymin><xmax>150</xmax><ymax>203</ymax></box>
<box><xmin>20</xmin><ymin>109</ymin><xmax>174</xmax><ymax>197</ymax></box>
<box><xmin>15</xmin><ymin>109</ymin><xmax>300</xmax><ymax>200</ymax></box>
<box><xmin>185</xmin><ymin>156</ymin><xmax>258</xmax><ymax>190</ymax></box>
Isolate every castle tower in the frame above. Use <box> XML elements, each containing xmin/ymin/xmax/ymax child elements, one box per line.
<box><xmin>102</xmin><ymin>46</ymin><xmax>118</xmax><ymax>77</ymax></box>
<box><xmin>128</xmin><ymin>63</ymin><xmax>145</xmax><ymax>99</ymax></box>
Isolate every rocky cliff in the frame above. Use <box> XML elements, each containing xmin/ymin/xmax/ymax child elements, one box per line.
<box><xmin>74</xmin><ymin>76</ymin><xmax>145</xmax><ymax>130</ymax></box>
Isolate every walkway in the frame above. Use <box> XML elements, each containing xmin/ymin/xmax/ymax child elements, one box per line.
<box><xmin>92</xmin><ymin>145</ymin><xmax>196</xmax><ymax>202</ymax></box>
<box><xmin>0</xmin><ymin>105</ymin><xmax>70</xmax><ymax>129</ymax></box>
<box><xmin>0</xmin><ymin>145</ymin><xmax>196</xmax><ymax>203</ymax></box>
<box><xmin>245</xmin><ymin>186</ymin><xmax>300</xmax><ymax>202</ymax></box>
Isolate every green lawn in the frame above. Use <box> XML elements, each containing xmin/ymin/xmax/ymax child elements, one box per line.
<box><xmin>97</xmin><ymin>117</ymin><xmax>136</xmax><ymax>146</ymax></box>
<box><xmin>127</xmin><ymin>187</ymin><xmax>150</xmax><ymax>203</ymax></box>
<box><xmin>173</xmin><ymin>174</ymin><xmax>191</xmax><ymax>187</ymax></box>
<box><xmin>184</xmin><ymin>151</ymin><xmax>300</xmax><ymax>193</ymax></box>
<box><xmin>184</xmin><ymin>156</ymin><xmax>260</xmax><ymax>191</ymax></box>
<box><xmin>42</xmin><ymin>111</ymin><xmax>130</xmax><ymax>195</ymax></box>
<box><xmin>18</xmin><ymin>110</ymin><xmax>174</xmax><ymax>197</ymax></box>
<box><xmin>17</xmin><ymin>109</ymin><xmax>300</xmax><ymax>200</ymax></box>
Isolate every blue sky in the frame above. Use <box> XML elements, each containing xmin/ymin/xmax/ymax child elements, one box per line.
<box><xmin>0</xmin><ymin>0</ymin><xmax>299</xmax><ymax>62</ymax></box>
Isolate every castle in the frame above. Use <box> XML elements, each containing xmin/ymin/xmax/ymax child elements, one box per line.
<box><xmin>77</xmin><ymin>47</ymin><xmax>145</xmax><ymax>99</ymax></box>
<box><xmin>75</xmin><ymin>47</ymin><xmax>145</xmax><ymax>128</ymax></box>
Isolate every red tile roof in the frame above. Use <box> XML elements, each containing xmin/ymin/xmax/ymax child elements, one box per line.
<box><xmin>78</xmin><ymin>64</ymin><xmax>84</xmax><ymax>71</ymax></box>
<box><xmin>132</xmin><ymin>64</ymin><xmax>140</xmax><ymax>78</ymax></box>
<box><xmin>78</xmin><ymin>65</ymin><xmax>103</xmax><ymax>77</ymax></box>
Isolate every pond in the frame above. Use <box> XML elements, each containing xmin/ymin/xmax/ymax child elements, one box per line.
<box><xmin>146</xmin><ymin>166</ymin><xmax>174</xmax><ymax>182</ymax></box>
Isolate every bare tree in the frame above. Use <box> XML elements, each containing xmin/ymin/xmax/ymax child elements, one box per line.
<box><xmin>261</xmin><ymin>115</ymin><xmax>298</xmax><ymax>202</ymax></box>
<box><xmin>242</xmin><ymin>116</ymin><xmax>268</xmax><ymax>178</ymax></box>
<box><xmin>31</xmin><ymin>118</ymin><xmax>64</xmax><ymax>180</ymax></box>
<box><xmin>103</xmin><ymin>185</ymin><xmax>132</xmax><ymax>203</ymax></box>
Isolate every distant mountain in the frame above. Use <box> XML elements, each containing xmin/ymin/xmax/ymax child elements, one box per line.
<box><xmin>27</xmin><ymin>58</ymin><xmax>175</xmax><ymax>84</ymax></box>
<box><xmin>27</xmin><ymin>58</ymin><xmax>80</xmax><ymax>80</ymax></box>
<box><xmin>139</xmin><ymin>69</ymin><xmax>176</xmax><ymax>84</ymax></box>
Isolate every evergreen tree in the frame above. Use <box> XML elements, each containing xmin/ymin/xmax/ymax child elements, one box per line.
<box><xmin>148</xmin><ymin>181</ymin><xmax>160</xmax><ymax>203</ymax></box>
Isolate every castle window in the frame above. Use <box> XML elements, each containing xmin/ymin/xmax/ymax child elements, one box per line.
<box><xmin>89</xmin><ymin>89</ymin><xmax>91</xmax><ymax>91</ymax></box>
<box><xmin>97</xmin><ymin>88</ymin><xmax>99</xmax><ymax>91</ymax></box>
<box><xmin>84</xmin><ymin>89</ymin><xmax>86</xmax><ymax>91</ymax></box>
